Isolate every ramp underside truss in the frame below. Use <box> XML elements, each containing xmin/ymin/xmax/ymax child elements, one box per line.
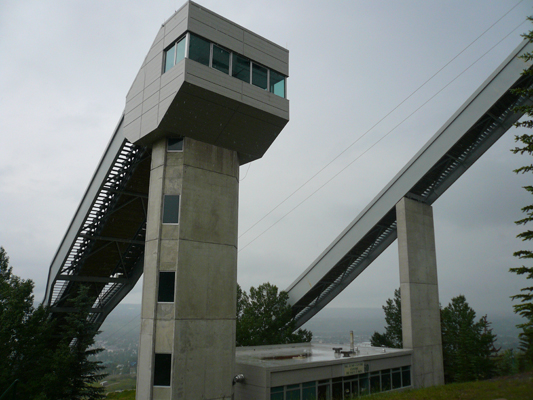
<box><xmin>44</xmin><ymin>120</ymin><xmax>151</xmax><ymax>327</ymax></box>
<box><xmin>287</xmin><ymin>41</ymin><xmax>533</xmax><ymax>329</ymax></box>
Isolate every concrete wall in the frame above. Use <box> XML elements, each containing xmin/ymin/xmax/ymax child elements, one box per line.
<box><xmin>396</xmin><ymin>197</ymin><xmax>444</xmax><ymax>388</ymax></box>
<box><xmin>137</xmin><ymin>137</ymin><xmax>239</xmax><ymax>399</ymax></box>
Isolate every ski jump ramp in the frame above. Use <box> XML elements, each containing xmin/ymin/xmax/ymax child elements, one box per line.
<box><xmin>286</xmin><ymin>39</ymin><xmax>533</xmax><ymax>328</ymax></box>
<box><xmin>44</xmin><ymin>39</ymin><xmax>533</xmax><ymax>330</ymax></box>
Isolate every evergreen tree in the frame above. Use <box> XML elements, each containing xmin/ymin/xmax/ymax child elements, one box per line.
<box><xmin>372</xmin><ymin>289</ymin><xmax>497</xmax><ymax>383</ymax></box>
<box><xmin>510</xmin><ymin>17</ymin><xmax>533</xmax><ymax>368</ymax></box>
<box><xmin>236</xmin><ymin>283</ymin><xmax>312</xmax><ymax>346</ymax></box>
<box><xmin>370</xmin><ymin>288</ymin><xmax>402</xmax><ymax>348</ymax></box>
<box><xmin>441</xmin><ymin>296</ymin><xmax>497</xmax><ymax>383</ymax></box>
<box><xmin>0</xmin><ymin>247</ymin><xmax>106</xmax><ymax>399</ymax></box>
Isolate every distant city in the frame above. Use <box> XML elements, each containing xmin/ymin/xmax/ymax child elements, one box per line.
<box><xmin>95</xmin><ymin>303</ymin><xmax>522</xmax><ymax>374</ymax></box>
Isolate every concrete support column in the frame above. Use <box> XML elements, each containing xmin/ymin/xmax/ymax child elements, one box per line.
<box><xmin>137</xmin><ymin>137</ymin><xmax>239</xmax><ymax>400</ymax></box>
<box><xmin>396</xmin><ymin>197</ymin><xmax>444</xmax><ymax>388</ymax></box>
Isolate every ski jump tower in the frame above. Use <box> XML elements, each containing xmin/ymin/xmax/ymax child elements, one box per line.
<box><xmin>124</xmin><ymin>3</ymin><xmax>289</xmax><ymax>399</ymax></box>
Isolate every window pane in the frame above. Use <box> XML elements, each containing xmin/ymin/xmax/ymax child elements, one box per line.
<box><xmin>302</xmin><ymin>384</ymin><xmax>316</xmax><ymax>400</ymax></box>
<box><xmin>286</xmin><ymin>388</ymin><xmax>300</xmax><ymax>400</ymax></box>
<box><xmin>252</xmin><ymin>63</ymin><xmax>268</xmax><ymax>90</ymax></box>
<box><xmin>168</xmin><ymin>138</ymin><xmax>183</xmax><ymax>151</ymax></box>
<box><xmin>212</xmin><ymin>45</ymin><xmax>230</xmax><ymax>74</ymax></box>
<box><xmin>402</xmin><ymin>366</ymin><xmax>411</xmax><ymax>387</ymax></box>
<box><xmin>154</xmin><ymin>353</ymin><xmax>172</xmax><ymax>386</ymax></box>
<box><xmin>164</xmin><ymin>44</ymin><xmax>176</xmax><ymax>72</ymax></box>
<box><xmin>232</xmin><ymin>54</ymin><xmax>250</xmax><ymax>83</ymax></box>
<box><xmin>175</xmin><ymin>37</ymin><xmax>186</xmax><ymax>64</ymax></box>
<box><xmin>270</xmin><ymin>394</ymin><xmax>283</xmax><ymax>400</ymax></box>
<box><xmin>317</xmin><ymin>384</ymin><xmax>330</xmax><ymax>400</ymax></box>
<box><xmin>270</xmin><ymin>70</ymin><xmax>285</xmax><ymax>97</ymax></box>
<box><xmin>392</xmin><ymin>370</ymin><xmax>402</xmax><ymax>389</ymax></box>
<box><xmin>158</xmin><ymin>271</ymin><xmax>175</xmax><ymax>302</ymax></box>
<box><xmin>189</xmin><ymin>34</ymin><xmax>210</xmax><ymax>66</ymax></box>
<box><xmin>359</xmin><ymin>375</ymin><xmax>369</xmax><ymax>397</ymax></box>
<box><xmin>381</xmin><ymin>369</ymin><xmax>391</xmax><ymax>391</ymax></box>
<box><xmin>370</xmin><ymin>374</ymin><xmax>381</xmax><ymax>394</ymax></box>
<box><xmin>343</xmin><ymin>381</ymin><xmax>353</xmax><ymax>398</ymax></box>
<box><xmin>163</xmin><ymin>195</ymin><xmax>180</xmax><ymax>224</ymax></box>
<box><xmin>331</xmin><ymin>382</ymin><xmax>342</xmax><ymax>399</ymax></box>
<box><xmin>351</xmin><ymin>380</ymin><xmax>359</xmax><ymax>396</ymax></box>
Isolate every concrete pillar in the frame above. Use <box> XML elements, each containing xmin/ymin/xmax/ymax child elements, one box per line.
<box><xmin>137</xmin><ymin>137</ymin><xmax>239</xmax><ymax>400</ymax></box>
<box><xmin>396</xmin><ymin>197</ymin><xmax>444</xmax><ymax>388</ymax></box>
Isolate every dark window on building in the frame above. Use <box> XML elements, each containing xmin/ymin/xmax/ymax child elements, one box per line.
<box><xmin>154</xmin><ymin>353</ymin><xmax>172</xmax><ymax>386</ymax></box>
<box><xmin>163</xmin><ymin>195</ymin><xmax>180</xmax><ymax>224</ymax></box>
<box><xmin>212</xmin><ymin>45</ymin><xmax>230</xmax><ymax>74</ymax></box>
<box><xmin>270</xmin><ymin>386</ymin><xmax>283</xmax><ymax>400</ymax></box>
<box><xmin>168</xmin><ymin>138</ymin><xmax>183</xmax><ymax>151</ymax></box>
<box><xmin>270</xmin><ymin>69</ymin><xmax>285</xmax><ymax>98</ymax></box>
<box><xmin>402</xmin><ymin>366</ymin><xmax>411</xmax><ymax>387</ymax></box>
<box><xmin>331</xmin><ymin>378</ymin><xmax>342</xmax><ymax>399</ymax></box>
<box><xmin>302</xmin><ymin>381</ymin><xmax>316</xmax><ymax>400</ymax></box>
<box><xmin>392</xmin><ymin>368</ymin><xmax>402</xmax><ymax>389</ymax></box>
<box><xmin>286</xmin><ymin>384</ymin><xmax>300</xmax><ymax>400</ymax></box>
<box><xmin>232</xmin><ymin>54</ymin><xmax>250</xmax><ymax>83</ymax></box>
<box><xmin>252</xmin><ymin>63</ymin><xmax>268</xmax><ymax>90</ymax></box>
<box><xmin>370</xmin><ymin>372</ymin><xmax>381</xmax><ymax>394</ymax></box>
<box><xmin>359</xmin><ymin>375</ymin><xmax>369</xmax><ymax>396</ymax></box>
<box><xmin>381</xmin><ymin>369</ymin><xmax>391</xmax><ymax>391</ymax></box>
<box><xmin>189</xmin><ymin>34</ymin><xmax>210</xmax><ymax>66</ymax></box>
<box><xmin>351</xmin><ymin>379</ymin><xmax>360</xmax><ymax>396</ymax></box>
<box><xmin>317</xmin><ymin>383</ymin><xmax>330</xmax><ymax>400</ymax></box>
<box><xmin>158</xmin><ymin>271</ymin><xmax>175</xmax><ymax>302</ymax></box>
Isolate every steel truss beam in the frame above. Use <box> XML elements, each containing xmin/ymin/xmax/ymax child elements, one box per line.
<box><xmin>44</xmin><ymin>116</ymin><xmax>151</xmax><ymax>327</ymax></box>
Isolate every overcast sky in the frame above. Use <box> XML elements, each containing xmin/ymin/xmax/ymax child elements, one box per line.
<box><xmin>1</xmin><ymin>0</ymin><xmax>533</xmax><ymax>322</ymax></box>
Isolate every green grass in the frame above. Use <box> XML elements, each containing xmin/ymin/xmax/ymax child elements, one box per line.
<box><xmin>368</xmin><ymin>372</ymin><xmax>533</xmax><ymax>400</ymax></box>
<box><xmin>103</xmin><ymin>372</ymin><xmax>533</xmax><ymax>399</ymax></box>
<box><xmin>102</xmin><ymin>374</ymin><xmax>136</xmax><ymax>394</ymax></box>
<box><xmin>105</xmin><ymin>390</ymin><xmax>135</xmax><ymax>399</ymax></box>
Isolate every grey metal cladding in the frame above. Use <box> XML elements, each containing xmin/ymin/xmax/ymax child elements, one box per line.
<box><xmin>126</xmin><ymin>69</ymin><xmax>145</xmax><ymax>99</ymax></box>
<box><xmin>185</xmin><ymin>61</ymin><xmax>243</xmax><ymax>102</ymax></box>
<box><xmin>163</xmin><ymin>18</ymin><xmax>188</xmax><ymax>49</ymax></box>
<box><xmin>188</xmin><ymin>2</ymin><xmax>244</xmax><ymax>47</ymax></box>
<box><xmin>142</xmin><ymin>91</ymin><xmax>160</xmax><ymax>114</ymax></box>
<box><xmin>143</xmin><ymin>78</ymin><xmax>161</xmax><ymax>102</ymax></box>
<box><xmin>123</xmin><ymin>1</ymin><xmax>289</xmax><ymax>164</ymax></box>
<box><xmin>243</xmin><ymin>31</ymin><xmax>288</xmax><ymax>75</ymax></box>
<box><xmin>141</xmin><ymin>104</ymin><xmax>159</xmax><ymax>134</ymax></box>
<box><xmin>125</xmin><ymin>91</ymin><xmax>143</xmax><ymax>115</ymax></box>
<box><xmin>144</xmin><ymin>56</ymin><xmax>163</xmax><ymax>88</ymax></box>
<box><xmin>188</xmin><ymin>17</ymin><xmax>245</xmax><ymax>54</ymax></box>
<box><xmin>144</xmin><ymin>36</ymin><xmax>165</xmax><ymax>67</ymax></box>
<box><xmin>163</xmin><ymin>2</ymin><xmax>189</xmax><ymax>37</ymax></box>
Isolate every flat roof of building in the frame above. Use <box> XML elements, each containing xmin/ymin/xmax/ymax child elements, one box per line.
<box><xmin>236</xmin><ymin>342</ymin><xmax>412</xmax><ymax>371</ymax></box>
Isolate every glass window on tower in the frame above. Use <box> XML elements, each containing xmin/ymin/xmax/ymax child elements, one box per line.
<box><xmin>154</xmin><ymin>353</ymin><xmax>172</xmax><ymax>386</ymax></box>
<box><xmin>252</xmin><ymin>63</ymin><xmax>268</xmax><ymax>90</ymax></box>
<box><xmin>270</xmin><ymin>69</ymin><xmax>285</xmax><ymax>98</ymax></box>
<box><xmin>167</xmin><ymin>137</ymin><xmax>184</xmax><ymax>151</ymax></box>
<box><xmin>158</xmin><ymin>271</ymin><xmax>175</xmax><ymax>302</ymax></box>
<box><xmin>232</xmin><ymin>54</ymin><xmax>250</xmax><ymax>83</ymax></box>
<box><xmin>188</xmin><ymin>34</ymin><xmax>210</xmax><ymax>67</ymax></box>
<box><xmin>164</xmin><ymin>36</ymin><xmax>186</xmax><ymax>73</ymax></box>
<box><xmin>162</xmin><ymin>195</ymin><xmax>180</xmax><ymax>224</ymax></box>
<box><xmin>212</xmin><ymin>45</ymin><xmax>230</xmax><ymax>74</ymax></box>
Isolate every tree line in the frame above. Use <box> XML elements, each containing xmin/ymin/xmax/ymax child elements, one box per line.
<box><xmin>370</xmin><ymin>289</ymin><xmax>498</xmax><ymax>383</ymax></box>
<box><xmin>0</xmin><ymin>247</ymin><xmax>106</xmax><ymax>400</ymax></box>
